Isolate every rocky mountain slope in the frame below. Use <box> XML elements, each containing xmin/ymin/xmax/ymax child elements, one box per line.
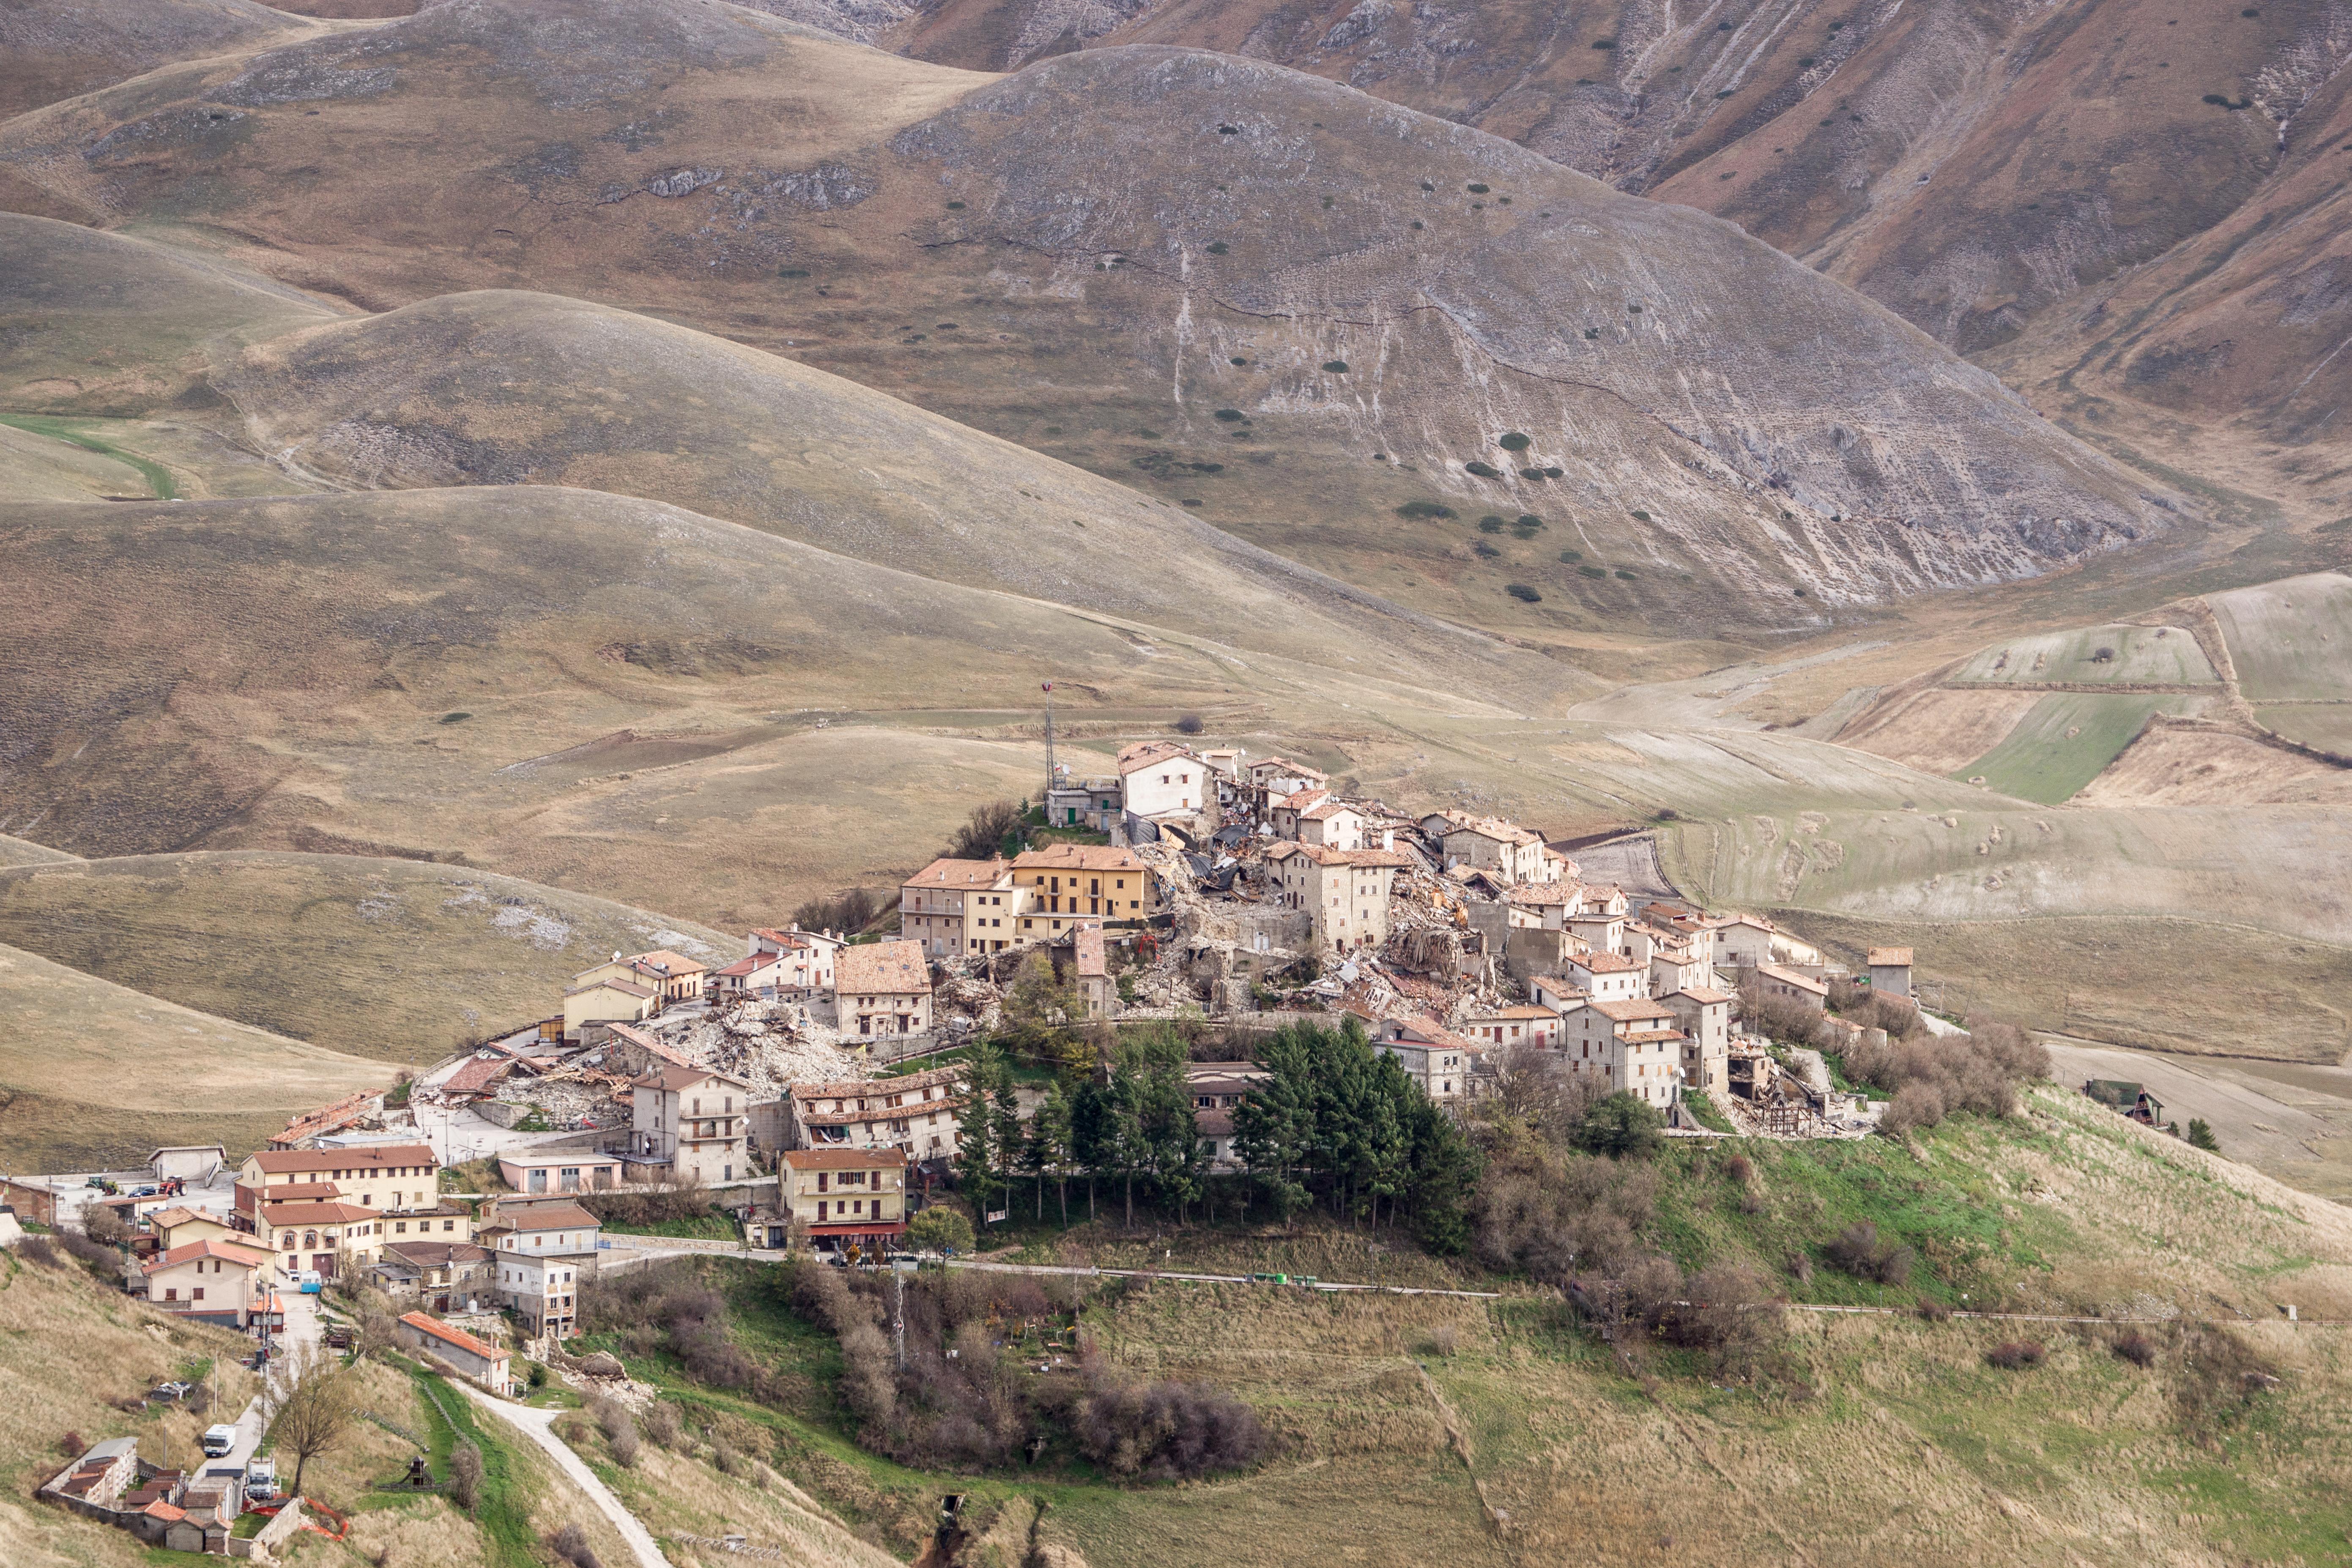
<box><xmin>0</xmin><ymin>0</ymin><xmax>315</xmax><ymax>122</ymax></box>
<box><xmin>0</xmin><ymin>0</ymin><xmax>2182</xmax><ymax>635</ymax></box>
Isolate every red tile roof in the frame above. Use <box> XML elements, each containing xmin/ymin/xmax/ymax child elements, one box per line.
<box><xmin>155</xmin><ymin>1238</ymin><xmax>272</xmax><ymax>1270</ymax></box>
<box><xmin>784</xmin><ymin>1148</ymin><xmax>910</xmax><ymax>1171</ymax></box>
<box><xmin>833</xmin><ymin>939</ymin><xmax>931</xmax><ymax>996</ymax></box>
<box><xmin>400</xmin><ymin>1311</ymin><xmax>506</xmax><ymax>1363</ymax></box>
<box><xmin>249</xmin><ymin>1144</ymin><xmax>434</xmax><ymax>1176</ymax></box>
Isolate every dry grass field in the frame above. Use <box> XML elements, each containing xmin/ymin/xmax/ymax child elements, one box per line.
<box><xmin>0</xmin><ymin>851</ymin><xmax>732</xmax><ymax>1062</ymax></box>
<box><xmin>0</xmin><ymin>935</ymin><xmax>386</xmax><ymax>1169</ymax></box>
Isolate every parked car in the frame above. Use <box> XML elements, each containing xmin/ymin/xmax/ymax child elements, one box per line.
<box><xmin>200</xmin><ymin>1425</ymin><xmax>238</xmax><ymax>1459</ymax></box>
<box><xmin>130</xmin><ymin>1186</ymin><xmax>159</xmax><ymax>1198</ymax></box>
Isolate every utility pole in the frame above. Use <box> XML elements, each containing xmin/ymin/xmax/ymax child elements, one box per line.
<box><xmin>893</xmin><ymin>1266</ymin><xmax>907</xmax><ymax>1371</ymax></box>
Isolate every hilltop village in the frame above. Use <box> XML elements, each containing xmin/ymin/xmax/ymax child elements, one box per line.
<box><xmin>7</xmin><ymin>741</ymin><xmax>1925</xmax><ymax>1358</ymax></box>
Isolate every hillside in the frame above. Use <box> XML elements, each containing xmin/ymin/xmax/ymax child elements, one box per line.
<box><xmin>0</xmin><ymin>936</ymin><xmax>385</xmax><ymax>1169</ymax></box>
<box><xmin>210</xmin><ymin>287</ymin><xmax>1548</xmax><ymax>698</ymax></box>
<box><xmin>0</xmin><ymin>485</ymin><xmax>1545</xmax><ymax>925</ymax></box>
<box><xmin>0</xmin><ymin>0</ymin><xmax>2180</xmax><ymax>638</ymax></box>
<box><xmin>570</xmin><ymin>1086</ymin><xmax>2352</xmax><ymax>1568</ymax></box>
<box><xmin>0</xmin><ymin>851</ymin><xmax>733</xmax><ymax>1062</ymax></box>
<box><xmin>0</xmin><ymin>0</ymin><xmax>315</xmax><ymax>123</ymax></box>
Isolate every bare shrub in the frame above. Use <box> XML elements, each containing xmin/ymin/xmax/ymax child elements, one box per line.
<box><xmin>1174</xmin><ymin>714</ymin><xmax>1205</xmax><ymax>735</ymax></box>
<box><xmin>713</xmin><ymin>1442</ymin><xmax>751</xmax><ymax>1477</ymax></box>
<box><xmin>549</xmin><ymin>1522</ymin><xmax>603</xmax><ymax>1568</ymax></box>
<box><xmin>57</xmin><ymin>1431</ymin><xmax>85</xmax><ymax>1458</ymax></box>
<box><xmin>2112</xmin><ymin>1329</ymin><xmax>2157</xmax><ymax>1368</ymax></box>
<box><xmin>1424</xmin><ymin>1325</ymin><xmax>1458</xmax><ymax>1358</ymax></box>
<box><xmin>1837</xmin><ymin>1015</ymin><xmax>2048</xmax><ymax>1134</ymax></box>
<box><xmin>1824</xmin><ymin>1223</ymin><xmax>1914</xmax><ymax>1286</ymax></box>
<box><xmin>1064</xmin><ymin>1366</ymin><xmax>1264</xmax><ymax>1479</ymax></box>
<box><xmin>641</xmin><ymin>1400</ymin><xmax>681</xmax><ymax>1448</ymax></box>
<box><xmin>577</xmin><ymin>1180</ymin><xmax>715</xmax><ymax>1232</ymax></box>
<box><xmin>1880</xmin><ymin>1081</ymin><xmax>1946</xmax><ymax>1136</ymax></box>
<box><xmin>1721</xmin><ymin>1153</ymin><xmax>1755</xmax><ymax>1185</ymax></box>
<box><xmin>593</xmin><ymin>1399</ymin><xmax>641</xmax><ymax>1468</ymax></box>
<box><xmin>1654</xmin><ymin>1263</ymin><xmax>1784</xmax><ymax>1375</ymax></box>
<box><xmin>60</xmin><ymin>1230</ymin><xmax>118</xmax><ymax>1270</ymax></box>
<box><xmin>2174</xmin><ymin>1324</ymin><xmax>2277</xmax><ymax>1435</ymax></box>
<box><xmin>1916</xmin><ymin>1298</ymin><xmax>1952</xmax><ymax>1323</ymax></box>
<box><xmin>19</xmin><ymin>1236</ymin><xmax>59</xmax><ymax>1268</ymax></box>
<box><xmin>447</xmin><ymin>1440</ymin><xmax>483</xmax><ymax>1512</ymax></box>
<box><xmin>793</xmin><ymin>886</ymin><xmax>881</xmax><ymax>936</ymax></box>
<box><xmin>1985</xmin><ymin>1340</ymin><xmax>2045</xmax><ymax>1370</ymax></box>
<box><xmin>1785</xmin><ymin>1251</ymin><xmax>1813</xmax><ymax>1283</ymax></box>
<box><xmin>82</xmin><ymin>1204</ymin><xmax>128</xmax><ymax>1245</ymax></box>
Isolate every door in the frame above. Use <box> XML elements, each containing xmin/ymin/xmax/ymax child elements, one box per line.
<box><xmin>433</xmin><ymin>1293</ymin><xmax>450</xmax><ymax>1312</ymax></box>
<box><xmin>314</xmin><ymin>1253</ymin><xmax>336</xmax><ymax>1277</ymax></box>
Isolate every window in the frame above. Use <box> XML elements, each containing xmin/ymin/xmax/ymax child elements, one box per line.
<box><xmin>194</xmin><ymin>1287</ymin><xmax>205</xmax><ymax>1301</ymax></box>
<box><xmin>165</xmin><ymin>1287</ymin><xmax>177</xmax><ymax>1301</ymax></box>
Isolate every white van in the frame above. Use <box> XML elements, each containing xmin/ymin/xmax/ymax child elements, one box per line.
<box><xmin>201</xmin><ymin>1425</ymin><xmax>238</xmax><ymax>1459</ymax></box>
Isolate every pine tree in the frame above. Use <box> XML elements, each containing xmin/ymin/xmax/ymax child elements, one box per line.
<box><xmin>956</xmin><ymin>1043</ymin><xmax>1012</xmax><ymax>1229</ymax></box>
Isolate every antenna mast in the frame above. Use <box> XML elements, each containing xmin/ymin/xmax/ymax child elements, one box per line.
<box><xmin>1042</xmin><ymin>680</ymin><xmax>1056</xmax><ymax>798</ymax></box>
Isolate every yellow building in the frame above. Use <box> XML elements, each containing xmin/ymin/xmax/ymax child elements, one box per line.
<box><xmin>780</xmin><ymin>1147</ymin><xmax>907</xmax><ymax>1254</ymax></box>
<box><xmin>1009</xmin><ymin>843</ymin><xmax>1157</xmax><ymax>940</ymax></box>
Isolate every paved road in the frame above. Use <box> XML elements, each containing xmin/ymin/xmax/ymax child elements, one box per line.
<box><xmin>622</xmin><ymin>1237</ymin><xmax>1503</xmax><ymax>1298</ymax></box>
<box><xmin>456</xmin><ymin>1383</ymin><xmax>671</xmax><ymax>1568</ymax></box>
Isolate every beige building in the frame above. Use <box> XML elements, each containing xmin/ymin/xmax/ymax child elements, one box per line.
<box><xmin>481</xmin><ymin>1200</ymin><xmax>600</xmax><ymax>1339</ymax></box>
<box><xmin>1010</xmin><ymin>843</ymin><xmax>1158</xmax><ymax>937</ymax></box>
<box><xmin>1565</xmin><ymin>949</ymin><xmax>1648</xmax><ymax>1001</ymax></box>
<box><xmin>1249</xmin><ymin>756</ymin><xmax>1328</xmax><ymax>795</ymax></box>
<box><xmin>1463</xmin><ymin>1002</ymin><xmax>1562</xmax><ymax>1048</ymax></box>
<box><xmin>834</xmin><ymin>939</ymin><xmax>934</xmax><ymax>1037</ymax></box>
<box><xmin>786</xmin><ymin>1064</ymin><xmax>965</xmax><ymax>1159</ymax></box>
<box><xmin>1426</xmin><ymin>810</ymin><xmax>1551</xmax><ymax>883</ymax></box>
<box><xmin>748</xmin><ymin>927</ymin><xmax>843</xmax><ymax>991</ymax></box>
<box><xmin>563</xmin><ymin>975</ymin><xmax>657</xmax><ymax>1040</ymax></box>
<box><xmin>900</xmin><ymin>857</ymin><xmax>1019</xmax><ymax>958</ymax></box>
<box><xmin>1265</xmin><ymin>841</ymin><xmax>1410</xmax><ymax>950</ymax></box>
<box><xmin>1661</xmin><ymin>986</ymin><xmax>1732</xmax><ymax>1096</ymax></box>
<box><xmin>1558</xmin><ymin>997</ymin><xmax>1688</xmax><ymax>1106</ymax></box>
<box><xmin>1357</xmin><ymin>1015</ymin><xmax>1483</xmax><ymax>1103</ymax></box>
<box><xmin>257</xmin><ymin>1199</ymin><xmax>388</xmax><ymax>1277</ymax></box>
<box><xmin>629</xmin><ymin>1064</ymin><xmax>752</xmax><ymax>1184</ymax></box>
<box><xmin>1117</xmin><ymin>740</ymin><xmax>1209</xmax><ymax>818</ymax></box>
<box><xmin>146</xmin><ymin>1206</ymin><xmax>237</xmax><ymax>1253</ymax></box>
<box><xmin>1074</xmin><ymin>925</ymin><xmax>1117</xmax><ymax>1018</ymax></box>
<box><xmin>1756</xmin><ymin>962</ymin><xmax>1828</xmax><ymax>1012</ymax></box>
<box><xmin>237</xmin><ymin>1142</ymin><xmax>441</xmax><ymax>1220</ymax></box>
<box><xmin>781</xmin><ymin>1147</ymin><xmax>909</xmax><ymax>1253</ymax></box>
<box><xmin>1298</xmin><ymin>800</ymin><xmax>1368</xmax><ymax>849</ymax></box>
<box><xmin>143</xmin><ymin>1238</ymin><xmax>272</xmax><ymax>1324</ymax></box>
<box><xmin>397</xmin><ymin>1312</ymin><xmax>512</xmax><ymax>1396</ymax></box>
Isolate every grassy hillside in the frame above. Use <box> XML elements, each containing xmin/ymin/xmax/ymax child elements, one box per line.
<box><xmin>1948</xmin><ymin>623</ymin><xmax>2220</xmax><ymax>687</ymax></box>
<box><xmin>0</xmin><ymin>936</ymin><xmax>385</xmax><ymax>1168</ymax></box>
<box><xmin>0</xmin><ymin>0</ymin><xmax>316</xmax><ymax>121</ymax></box>
<box><xmin>0</xmin><ymin>0</ymin><xmax>2174</xmax><ymax>639</ymax></box>
<box><xmin>2210</xmin><ymin>573</ymin><xmax>2352</xmax><ymax>703</ymax></box>
<box><xmin>575</xmin><ymin>1088</ymin><xmax>2352</xmax><ymax>1568</ymax></box>
<box><xmin>0</xmin><ymin>851</ymin><xmax>732</xmax><ymax>1062</ymax></box>
<box><xmin>0</xmin><ymin>214</ymin><xmax>339</xmax><ymax>415</ymax></box>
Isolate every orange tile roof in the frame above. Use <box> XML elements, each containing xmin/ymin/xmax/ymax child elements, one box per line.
<box><xmin>1012</xmin><ymin>842</ymin><xmax>1150</xmax><ymax>874</ymax></box>
<box><xmin>155</xmin><ymin>1238</ymin><xmax>272</xmax><ymax>1270</ymax></box>
<box><xmin>784</xmin><ymin>1147</ymin><xmax>910</xmax><ymax>1171</ymax></box>
<box><xmin>400</xmin><ymin>1311</ymin><xmax>506</xmax><ymax>1363</ymax></box>
<box><xmin>1868</xmin><ymin>947</ymin><xmax>1915</xmax><ymax>967</ymax></box>
<box><xmin>903</xmin><ymin>857</ymin><xmax>1011</xmax><ymax>889</ymax></box>
<box><xmin>1116</xmin><ymin>740</ymin><xmax>1200</xmax><ymax>774</ymax></box>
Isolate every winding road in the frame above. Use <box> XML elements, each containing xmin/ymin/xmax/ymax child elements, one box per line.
<box><xmin>456</xmin><ymin>1382</ymin><xmax>670</xmax><ymax>1568</ymax></box>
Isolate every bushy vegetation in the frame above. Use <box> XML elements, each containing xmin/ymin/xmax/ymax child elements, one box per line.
<box><xmin>791</xmin><ymin>885</ymin><xmax>883</xmax><ymax>936</ymax></box>
<box><xmin>783</xmin><ymin>1259</ymin><xmax>1262</xmax><ymax>1479</ymax></box>
<box><xmin>1747</xmin><ymin>980</ymin><xmax>2049</xmax><ymax>1133</ymax></box>
<box><xmin>945</xmin><ymin>798</ymin><xmax>1030</xmax><ymax>862</ymax></box>
<box><xmin>1396</xmin><ymin>499</ymin><xmax>1456</xmax><ymax>520</ymax></box>
<box><xmin>577</xmin><ymin>1180</ymin><xmax>728</xmax><ymax>1234</ymax></box>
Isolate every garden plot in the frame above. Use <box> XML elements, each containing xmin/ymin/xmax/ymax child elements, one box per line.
<box><xmin>1949</xmin><ymin>622</ymin><xmax>2217</xmax><ymax>686</ymax></box>
<box><xmin>1951</xmin><ymin>692</ymin><xmax>2199</xmax><ymax>804</ymax></box>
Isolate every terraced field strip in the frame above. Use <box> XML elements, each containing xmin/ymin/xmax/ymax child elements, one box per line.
<box><xmin>1948</xmin><ymin>621</ymin><xmax>2218</xmax><ymax>686</ymax></box>
<box><xmin>2208</xmin><ymin>572</ymin><xmax>2352</xmax><ymax>701</ymax></box>
<box><xmin>2255</xmin><ymin>703</ymin><xmax>2352</xmax><ymax>755</ymax></box>
<box><xmin>1953</xmin><ymin>692</ymin><xmax>2197</xmax><ymax>803</ymax></box>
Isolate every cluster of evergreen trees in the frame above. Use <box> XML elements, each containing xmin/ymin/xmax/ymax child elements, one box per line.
<box><xmin>953</xmin><ymin>1017</ymin><xmax>1481</xmax><ymax>1252</ymax></box>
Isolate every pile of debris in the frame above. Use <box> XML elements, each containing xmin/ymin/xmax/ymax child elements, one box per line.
<box><xmin>640</xmin><ymin>999</ymin><xmax>871</xmax><ymax>1100</ymax></box>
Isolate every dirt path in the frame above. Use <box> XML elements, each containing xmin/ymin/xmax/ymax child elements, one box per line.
<box><xmin>456</xmin><ymin>1383</ymin><xmax>670</xmax><ymax>1568</ymax></box>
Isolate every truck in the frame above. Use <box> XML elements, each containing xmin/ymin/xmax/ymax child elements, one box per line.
<box><xmin>246</xmin><ymin>1456</ymin><xmax>277</xmax><ymax>1501</ymax></box>
<box><xmin>200</xmin><ymin>1424</ymin><xmax>238</xmax><ymax>1459</ymax></box>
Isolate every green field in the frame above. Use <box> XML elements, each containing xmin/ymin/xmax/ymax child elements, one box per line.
<box><xmin>2209</xmin><ymin>572</ymin><xmax>2352</xmax><ymax>701</ymax></box>
<box><xmin>0</xmin><ymin>413</ymin><xmax>175</xmax><ymax>498</ymax></box>
<box><xmin>1948</xmin><ymin>622</ymin><xmax>2218</xmax><ymax>686</ymax></box>
<box><xmin>1952</xmin><ymin>692</ymin><xmax>2195</xmax><ymax>803</ymax></box>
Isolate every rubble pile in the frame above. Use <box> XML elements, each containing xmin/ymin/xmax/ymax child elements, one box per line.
<box><xmin>646</xmin><ymin>999</ymin><xmax>871</xmax><ymax>1099</ymax></box>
